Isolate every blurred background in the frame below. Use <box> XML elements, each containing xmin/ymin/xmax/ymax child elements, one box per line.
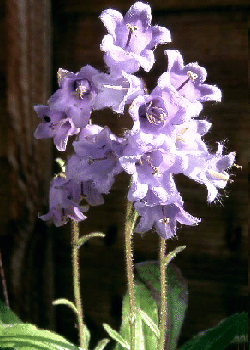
<box><xmin>0</xmin><ymin>0</ymin><xmax>248</xmax><ymax>349</ymax></box>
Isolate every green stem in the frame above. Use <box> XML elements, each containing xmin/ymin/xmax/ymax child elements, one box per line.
<box><xmin>124</xmin><ymin>201</ymin><xmax>138</xmax><ymax>350</ymax></box>
<box><xmin>71</xmin><ymin>220</ymin><xmax>85</xmax><ymax>349</ymax></box>
<box><xmin>158</xmin><ymin>237</ymin><xmax>168</xmax><ymax>350</ymax></box>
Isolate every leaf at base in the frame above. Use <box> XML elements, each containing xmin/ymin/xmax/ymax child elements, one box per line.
<box><xmin>178</xmin><ymin>312</ymin><xmax>248</xmax><ymax>350</ymax></box>
<box><xmin>0</xmin><ymin>323</ymin><xmax>80</xmax><ymax>350</ymax></box>
<box><xmin>93</xmin><ymin>338</ymin><xmax>110</xmax><ymax>350</ymax></box>
<box><xmin>103</xmin><ymin>324</ymin><xmax>130</xmax><ymax>349</ymax></box>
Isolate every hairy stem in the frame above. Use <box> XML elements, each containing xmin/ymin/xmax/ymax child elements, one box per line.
<box><xmin>124</xmin><ymin>201</ymin><xmax>138</xmax><ymax>350</ymax></box>
<box><xmin>71</xmin><ymin>220</ymin><xmax>85</xmax><ymax>349</ymax></box>
<box><xmin>158</xmin><ymin>237</ymin><xmax>168</xmax><ymax>350</ymax></box>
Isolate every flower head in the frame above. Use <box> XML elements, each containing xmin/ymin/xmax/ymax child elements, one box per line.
<box><xmin>40</xmin><ymin>176</ymin><xmax>86</xmax><ymax>227</ymax></box>
<box><xmin>73</xmin><ymin>125</ymin><xmax>125</xmax><ymax>194</ymax></box>
<box><xmin>34</xmin><ymin>104</ymin><xmax>80</xmax><ymax>151</ymax></box>
<box><xmin>100</xmin><ymin>1</ymin><xmax>171</xmax><ymax>73</ymax></box>
<box><xmin>134</xmin><ymin>202</ymin><xmax>200</xmax><ymax>239</ymax></box>
<box><xmin>164</xmin><ymin>50</ymin><xmax>222</xmax><ymax>103</ymax></box>
<box><xmin>49</xmin><ymin>65</ymin><xmax>100</xmax><ymax>128</ymax></box>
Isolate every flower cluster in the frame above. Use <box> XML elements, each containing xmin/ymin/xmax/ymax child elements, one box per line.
<box><xmin>35</xmin><ymin>2</ymin><xmax>235</xmax><ymax>238</ymax></box>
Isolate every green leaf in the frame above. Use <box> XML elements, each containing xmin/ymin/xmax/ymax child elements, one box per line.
<box><xmin>103</xmin><ymin>324</ymin><xmax>130</xmax><ymax>349</ymax></box>
<box><xmin>52</xmin><ymin>299</ymin><xmax>90</xmax><ymax>348</ymax></box>
<box><xmin>178</xmin><ymin>312</ymin><xmax>248</xmax><ymax>350</ymax></box>
<box><xmin>93</xmin><ymin>338</ymin><xmax>110</xmax><ymax>350</ymax></box>
<box><xmin>0</xmin><ymin>300</ymin><xmax>22</xmax><ymax>325</ymax></box>
<box><xmin>77</xmin><ymin>232</ymin><xmax>105</xmax><ymax>247</ymax></box>
<box><xmin>137</xmin><ymin>308</ymin><xmax>160</xmax><ymax>339</ymax></box>
<box><xmin>52</xmin><ymin>298</ymin><xmax>78</xmax><ymax>316</ymax></box>
<box><xmin>163</xmin><ymin>246</ymin><xmax>186</xmax><ymax>266</ymax></box>
<box><xmin>114</xmin><ymin>283</ymin><xmax>159</xmax><ymax>350</ymax></box>
<box><xmin>0</xmin><ymin>323</ymin><xmax>80</xmax><ymax>350</ymax></box>
<box><xmin>135</xmin><ymin>261</ymin><xmax>188</xmax><ymax>350</ymax></box>
<box><xmin>83</xmin><ymin>323</ymin><xmax>91</xmax><ymax>350</ymax></box>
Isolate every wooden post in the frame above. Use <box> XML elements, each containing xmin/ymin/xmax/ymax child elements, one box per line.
<box><xmin>6</xmin><ymin>0</ymin><xmax>54</xmax><ymax>328</ymax></box>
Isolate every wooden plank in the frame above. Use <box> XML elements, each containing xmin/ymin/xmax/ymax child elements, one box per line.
<box><xmin>55</xmin><ymin>0</ymin><xmax>250</xmax><ymax>14</ymax></box>
<box><xmin>6</xmin><ymin>0</ymin><xmax>54</xmax><ymax>329</ymax></box>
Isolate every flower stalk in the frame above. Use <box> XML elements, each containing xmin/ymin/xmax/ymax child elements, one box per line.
<box><xmin>158</xmin><ymin>237</ymin><xmax>168</xmax><ymax>350</ymax></box>
<box><xmin>124</xmin><ymin>201</ymin><xmax>138</xmax><ymax>350</ymax></box>
<box><xmin>71</xmin><ymin>220</ymin><xmax>85</xmax><ymax>349</ymax></box>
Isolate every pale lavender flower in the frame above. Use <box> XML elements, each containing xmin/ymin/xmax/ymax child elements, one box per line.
<box><xmin>73</xmin><ymin>125</ymin><xmax>125</xmax><ymax>194</ymax></box>
<box><xmin>93</xmin><ymin>71</ymin><xmax>145</xmax><ymax>113</ymax></box>
<box><xmin>49</xmin><ymin>65</ymin><xmax>100</xmax><ymax>128</ymax></box>
<box><xmin>164</xmin><ymin>50</ymin><xmax>222</xmax><ymax>103</ymax></box>
<box><xmin>100</xmin><ymin>1</ymin><xmax>171</xmax><ymax>73</ymax></box>
<box><xmin>134</xmin><ymin>201</ymin><xmax>200</xmax><ymax>239</ymax></box>
<box><xmin>65</xmin><ymin>154</ymin><xmax>105</xmax><ymax>207</ymax></box>
<box><xmin>182</xmin><ymin>143</ymin><xmax>236</xmax><ymax>202</ymax></box>
<box><xmin>34</xmin><ymin>105</ymin><xmax>80</xmax><ymax>151</ymax></box>
<box><xmin>40</xmin><ymin>176</ymin><xmax>86</xmax><ymax>227</ymax></box>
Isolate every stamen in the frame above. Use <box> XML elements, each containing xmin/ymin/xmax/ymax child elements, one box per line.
<box><xmin>176</xmin><ymin>70</ymin><xmax>198</xmax><ymax>91</ymax></box>
<box><xmin>233</xmin><ymin>163</ymin><xmax>242</xmax><ymax>170</ymax></box>
<box><xmin>57</xmin><ymin>68</ymin><xmax>69</xmax><ymax>84</ymax></box>
<box><xmin>102</xmin><ymin>84</ymin><xmax>128</xmax><ymax>91</ymax></box>
<box><xmin>159</xmin><ymin>217</ymin><xmax>170</xmax><ymax>225</ymax></box>
<box><xmin>144</xmin><ymin>155</ymin><xmax>160</xmax><ymax>176</ymax></box>
<box><xmin>145</xmin><ymin>102</ymin><xmax>167</xmax><ymax>125</ymax></box>
<box><xmin>208</xmin><ymin>170</ymin><xmax>228</xmax><ymax>181</ymax></box>
<box><xmin>187</xmin><ymin>70</ymin><xmax>198</xmax><ymax>82</ymax></box>
<box><xmin>125</xmin><ymin>23</ymin><xmax>138</xmax><ymax>48</ymax></box>
<box><xmin>73</xmin><ymin>85</ymin><xmax>88</xmax><ymax>99</ymax></box>
<box><xmin>56</xmin><ymin>158</ymin><xmax>66</xmax><ymax>173</ymax></box>
<box><xmin>176</xmin><ymin>127</ymin><xmax>189</xmax><ymax>142</ymax></box>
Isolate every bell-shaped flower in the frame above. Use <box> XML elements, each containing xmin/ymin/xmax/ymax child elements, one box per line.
<box><xmin>49</xmin><ymin>65</ymin><xmax>100</xmax><ymax>128</ymax></box>
<box><xmin>164</xmin><ymin>50</ymin><xmax>222</xmax><ymax>103</ymax></box>
<box><xmin>100</xmin><ymin>1</ymin><xmax>171</xmax><ymax>73</ymax></box>
<box><xmin>39</xmin><ymin>176</ymin><xmax>86</xmax><ymax>227</ymax></box>
<box><xmin>134</xmin><ymin>201</ymin><xmax>200</xmax><ymax>239</ymax></box>
<box><xmin>183</xmin><ymin>143</ymin><xmax>236</xmax><ymax>202</ymax></box>
<box><xmin>175</xmin><ymin>119</ymin><xmax>212</xmax><ymax>154</ymax></box>
<box><xmin>65</xmin><ymin>154</ymin><xmax>105</xmax><ymax>207</ymax></box>
<box><xmin>93</xmin><ymin>71</ymin><xmax>144</xmax><ymax>114</ymax></box>
<box><xmin>34</xmin><ymin>105</ymin><xmax>80</xmax><ymax>151</ymax></box>
<box><xmin>73</xmin><ymin>125</ymin><xmax>125</xmax><ymax>194</ymax></box>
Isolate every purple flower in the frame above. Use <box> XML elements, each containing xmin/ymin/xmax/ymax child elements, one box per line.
<box><xmin>120</xmin><ymin>141</ymin><xmax>184</xmax><ymax>203</ymax></box>
<box><xmin>164</xmin><ymin>50</ymin><xmax>222</xmax><ymax>103</ymax></box>
<box><xmin>134</xmin><ymin>201</ymin><xmax>200</xmax><ymax>239</ymax></box>
<box><xmin>49</xmin><ymin>65</ymin><xmax>100</xmax><ymax>128</ymax></box>
<box><xmin>182</xmin><ymin>143</ymin><xmax>236</xmax><ymax>202</ymax></box>
<box><xmin>34</xmin><ymin>105</ymin><xmax>80</xmax><ymax>151</ymax></box>
<box><xmin>65</xmin><ymin>154</ymin><xmax>105</xmax><ymax>207</ymax></box>
<box><xmin>100</xmin><ymin>1</ymin><xmax>171</xmax><ymax>73</ymax></box>
<box><xmin>40</xmin><ymin>176</ymin><xmax>86</xmax><ymax>227</ymax></box>
<box><xmin>73</xmin><ymin>125</ymin><xmax>125</xmax><ymax>194</ymax></box>
<box><xmin>93</xmin><ymin>71</ymin><xmax>144</xmax><ymax>114</ymax></box>
<box><xmin>175</xmin><ymin>119</ymin><xmax>212</xmax><ymax>154</ymax></box>
<box><xmin>127</xmin><ymin>85</ymin><xmax>201</xmax><ymax>147</ymax></box>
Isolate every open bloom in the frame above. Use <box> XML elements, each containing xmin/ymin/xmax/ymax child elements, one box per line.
<box><xmin>163</xmin><ymin>50</ymin><xmax>222</xmax><ymax>103</ymax></box>
<box><xmin>134</xmin><ymin>201</ymin><xmax>200</xmax><ymax>239</ymax></box>
<box><xmin>49</xmin><ymin>65</ymin><xmax>100</xmax><ymax>128</ymax></box>
<box><xmin>93</xmin><ymin>71</ymin><xmax>145</xmax><ymax>114</ymax></box>
<box><xmin>73</xmin><ymin>125</ymin><xmax>125</xmax><ymax>194</ymax></box>
<box><xmin>34</xmin><ymin>105</ymin><xmax>80</xmax><ymax>151</ymax></box>
<box><xmin>100</xmin><ymin>1</ymin><xmax>171</xmax><ymax>73</ymax></box>
<box><xmin>182</xmin><ymin>143</ymin><xmax>236</xmax><ymax>202</ymax></box>
<box><xmin>40</xmin><ymin>176</ymin><xmax>86</xmax><ymax>227</ymax></box>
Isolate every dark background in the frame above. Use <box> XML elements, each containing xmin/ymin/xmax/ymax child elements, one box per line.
<box><xmin>0</xmin><ymin>0</ymin><xmax>249</xmax><ymax>349</ymax></box>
